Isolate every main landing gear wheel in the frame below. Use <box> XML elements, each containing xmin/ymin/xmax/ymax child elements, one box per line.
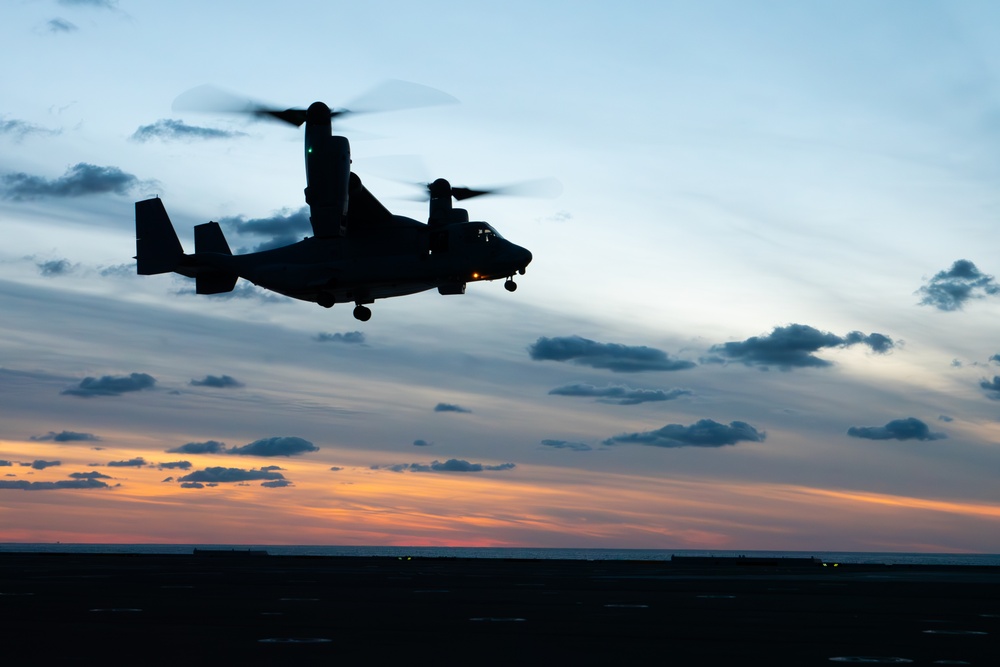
<box><xmin>353</xmin><ymin>304</ymin><xmax>372</xmax><ymax>321</ymax></box>
<box><xmin>504</xmin><ymin>279</ymin><xmax>517</xmax><ymax>292</ymax></box>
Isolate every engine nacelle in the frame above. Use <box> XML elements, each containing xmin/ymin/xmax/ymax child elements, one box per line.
<box><xmin>303</xmin><ymin>103</ymin><xmax>350</xmax><ymax>238</ymax></box>
<box><xmin>437</xmin><ymin>283</ymin><xmax>466</xmax><ymax>295</ymax></box>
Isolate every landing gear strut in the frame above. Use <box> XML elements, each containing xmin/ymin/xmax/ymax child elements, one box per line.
<box><xmin>504</xmin><ymin>278</ymin><xmax>517</xmax><ymax>292</ymax></box>
<box><xmin>353</xmin><ymin>304</ymin><xmax>372</xmax><ymax>321</ymax></box>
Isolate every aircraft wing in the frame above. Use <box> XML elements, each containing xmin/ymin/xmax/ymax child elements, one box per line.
<box><xmin>346</xmin><ymin>173</ymin><xmax>398</xmax><ymax>232</ymax></box>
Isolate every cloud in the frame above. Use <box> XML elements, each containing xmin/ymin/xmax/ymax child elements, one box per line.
<box><xmin>46</xmin><ymin>18</ymin><xmax>78</xmax><ymax>32</ymax></box>
<box><xmin>167</xmin><ymin>440</ymin><xmax>227</xmax><ymax>454</ymax></box>
<box><xmin>30</xmin><ymin>430</ymin><xmax>100</xmax><ymax>442</ymax></box>
<box><xmin>69</xmin><ymin>471</ymin><xmax>111</xmax><ymax>480</ymax></box>
<box><xmin>36</xmin><ymin>259</ymin><xmax>74</xmax><ymax>276</ymax></box>
<box><xmin>0</xmin><ymin>461</ymin><xmax>12</xmax><ymax>466</ymax></box>
<box><xmin>315</xmin><ymin>331</ymin><xmax>366</xmax><ymax>344</ymax></box>
<box><xmin>528</xmin><ymin>336</ymin><xmax>695</xmax><ymax>372</ymax></box>
<box><xmin>0</xmin><ymin>117</ymin><xmax>61</xmax><ymax>140</ymax></box>
<box><xmin>707</xmin><ymin>324</ymin><xmax>895</xmax><ymax>370</ymax></box>
<box><xmin>917</xmin><ymin>260</ymin><xmax>1000</xmax><ymax>311</ymax></box>
<box><xmin>107</xmin><ymin>457</ymin><xmax>147</xmax><ymax>467</ymax></box>
<box><xmin>219</xmin><ymin>208</ymin><xmax>312</xmax><ymax>252</ymax></box>
<box><xmin>980</xmin><ymin>376</ymin><xmax>1000</xmax><ymax>398</ymax></box>
<box><xmin>130</xmin><ymin>119</ymin><xmax>248</xmax><ymax>143</ymax></box>
<box><xmin>540</xmin><ymin>439</ymin><xmax>592</xmax><ymax>452</ymax></box>
<box><xmin>31</xmin><ymin>460</ymin><xmax>62</xmax><ymax>470</ymax></box>
<box><xmin>434</xmin><ymin>403</ymin><xmax>471</xmax><ymax>413</ymax></box>
<box><xmin>413</xmin><ymin>439</ymin><xmax>433</xmax><ymax>447</ymax></box>
<box><xmin>847</xmin><ymin>417</ymin><xmax>946</xmax><ymax>441</ymax></box>
<box><xmin>99</xmin><ymin>262</ymin><xmax>136</xmax><ymax>278</ymax></box>
<box><xmin>158</xmin><ymin>461</ymin><xmax>192</xmax><ymax>470</ymax></box>
<box><xmin>226</xmin><ymin>436</ymin><xmax>318</xmax><ymax>457</ymax></box>
<box><xmin>0</xmin><ymin>478</ymin><xmax>111</xmax><ymax>490</ymax></box>
<box><xmin>61</xmin><ymin>372</ymin><xmax>156</xmax><ymax>397</ymax></box>
<box><xmin>175</xmin><ymin>282</ymin><xmax>288</xmax><ymax>302</ymax></box>
<box><xmin>603</xmin><ymin>419</ymin><xmax>766</xmax><ymax>448</ymax></box>
<box><xmin>180</xmin><ymin>482</ymin><xmax>204</xmax><ymax>489</ymax></box>
<box><xmin>547</xmin><ymin>383</ymin><xmax>691</xmax><ymax>405</ymax></box>
<box><xmin>1</xmin><ymin>163</ymin><xmax>149</xmax><ymax>201</ymax></box>
<box><xmin>177</xmin><ymin>466</ymin><xmax>285</xmax><ymax>484</ymax></box>
<box><xmin>374</xmin><ymin>459</ymin><xmax>516</xmax><ymax>473</ymax></box>
<box><xmin>59</xmin><ymin>0</ymin><xmax>118</xmax><ymax>8</ymax></box>
<box><xmin>261</xmin><ymin>479</ymin><xmax>293</xmax><ymax>488</ymax></box>
<box><xmin>189</xmin><ymin>374</ymin><xmax>244</xmax><ymax>389</ymax></box>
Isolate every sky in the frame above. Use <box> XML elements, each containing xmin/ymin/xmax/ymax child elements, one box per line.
<box><xmin>2</xmin><ymin>0</ymin><xmax>1000</xmax><ymax>552</ymax></box>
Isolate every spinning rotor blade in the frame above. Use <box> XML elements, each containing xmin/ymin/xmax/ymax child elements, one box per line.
<box><xmin>424</xmin><ymin>177</ymin><xmax>563</xmax><ymax>201</ymax></box>
<box><xmin>172</xmin><ymin>80</ymin><xmax>458</xmax><ymax>128</ymax></box>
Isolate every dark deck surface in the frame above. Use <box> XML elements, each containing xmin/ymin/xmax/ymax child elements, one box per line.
<box><xmin>1</xmin><ymin>552</ymin><xmax>997</xmax><ymax>665</ymax></box>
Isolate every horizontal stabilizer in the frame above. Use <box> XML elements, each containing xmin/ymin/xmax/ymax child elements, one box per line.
<box><xmin>197</xmin><ymin>271</ymin><xmax>238</xmax><ymax>295</ymax></box>
<box><xmin>135</xmin><ymin>198</ymin><xmax>184</xmax><ymax>275</ymax></box>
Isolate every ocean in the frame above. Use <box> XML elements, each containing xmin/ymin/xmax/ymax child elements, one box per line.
<box><xmin>1</xmin><ymin>543</ymin><xmax>998</xmax><ymax>565</ymax></box>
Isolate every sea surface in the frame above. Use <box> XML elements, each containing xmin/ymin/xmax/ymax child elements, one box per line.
<box><xmin>1</xmin><ymin>543</ymin><xmax>998</xmax><ymax>565</ymax></box>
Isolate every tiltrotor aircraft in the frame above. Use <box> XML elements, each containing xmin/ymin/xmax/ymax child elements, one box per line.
<box><xmin>135</xmin><ymin>83</ymin><xmax>538</xmax><ymax>321</ymax></box>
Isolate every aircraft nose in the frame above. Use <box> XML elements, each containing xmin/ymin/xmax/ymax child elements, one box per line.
<box><xmin>519</xmin><ymin>246</ymin><xmax>533</xmax><ymax>267</ymax></box>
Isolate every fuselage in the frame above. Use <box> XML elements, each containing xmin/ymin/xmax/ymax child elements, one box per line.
<box><xmin>179</xmin><ymin>215</ymin><xmax>532</xmax><ymax>305</ymax></box>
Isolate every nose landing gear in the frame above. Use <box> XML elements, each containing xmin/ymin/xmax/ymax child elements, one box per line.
<box><xmin>504</xmin><ymin>278</ymin><xmax>517</xmax><ymax>292</ymax></box>
<box><xmin>353</xmin><ymin>304</ymin><xmax>372</xmax><ymax>321</ymax></box>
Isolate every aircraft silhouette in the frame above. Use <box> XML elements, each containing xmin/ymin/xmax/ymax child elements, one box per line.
<box><xmin>135</xmin><ymin>84</ymin><xmax>538</xmax><ymax>321</ymax></box>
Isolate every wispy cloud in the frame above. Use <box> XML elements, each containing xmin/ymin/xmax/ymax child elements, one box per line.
<box><xmin>107</xmin><ymin>457</ymin><xmax>147</xmax><ymax>467</ymax></box>
<box><xmin>189</xmin><ymin>374</ymin><xmax>244</xmax><ymax>389</ymax></box>
<box><xmin>847</xmin><ymin>417</ymin><xmax>946</xmax><ymax>441</ymax></box>
<box><xmin>226</xmin><ymin>436</ymin><xmax>318</xmax><ymax>457</ymax></box>
<box><xmin>548</xmin><ymin>383</ymin><xmax>690</xmax><ymax>405</ymax></box>
<box><xmin>69</xmin><ymin>471</ymin><xmax>111</xmax><ymax>480</ymax></box>
<box><xmin>540</xmin><ymin>439</ymin><xmax>592</xmax><ymax>452</ymax></box>
<box><xmin>61</xmin><ymin>372</ymin><xmax>156</xmax><ymax>397</ymax></box>
<box><xmin>175</xmin><ymin>282</ymin><xmax>288</xmax><ymax>302</ymax></box>
<box><xmin>130</xmin><ymin>119</ymin><xmax>248</xmax><ymax>143</ymax></box>
<box><xmin>0</xmin><ymin>117</ymin><xmax>61</xmax><ymax>140</ymax></box>
<box><xmin>36</xmin><ymin>259</ymin><xmax>74</xmax><ymax>276</ymax></box>
<box><xmin>46</xmin><ymin>18</ymin><xmax>77</xmax><ymax>33</ymax></box>
<box><xmin>30</xmin><ymin>430</ymin><xmax>100</xmax><ymax>442</ymax></box>
<box><xmin>979</xmin><ymin>377</ymin><xmax>1000</xmax><ymax>399</ymax></box>
<box><xmin>604</xmin><ymin>419</ymin><xmax>765</xmax><ymax>448</ymax></box>
<box><xmin>315</xmin><ymin>331</ymin><xmax>366</xmax><ymax>344</ymax></box>
<box><xmin>373</xmin><ymin>459</ymin><xmax>516</xmax><ymax>473</ymax></box>
<box><xmin>58</xmin><ymin>0</ymin><xmax>118</xmax><ymax>8</ymax></box>
<box><xmin>1</xmin><ymin>163</ymin><xmax>149</xmax><ymax>200</ymax></box>
<box><xmin>917</xmin><ymin>260</ymin><xmax>1000</xmax><ymax>311</ymax></box>
<box><xmin>434</xmin><ymin>403</ymin><xmax>471</xmax><ymax>413</ymax></box>
<box><xmin>167</xmin><ymin>440</ymin><xmax>227</xmax><ymax>454</ymax></box>
<box><xmin>219</xmin><ymin>208</ymin><xmax>312</xmax><ymax>252</ymax></box>
<box><xmin>0</xmin><ymin>478</ymin><xmax>110</xmax><ymax>491</ymax></box>
<box><xmin>177</xmin><ymin>466</ymin><xmax>286</xmax><ymax>485</ymax></box>
<box><xmin>706</xmin><ymin>324</ymin><xmax>894</xmax><ymax>370</ymax></box>
<box><xmin>529</xmin><ymin>335</ymin><xmax>695</xmax><ymax>372</ymax></box>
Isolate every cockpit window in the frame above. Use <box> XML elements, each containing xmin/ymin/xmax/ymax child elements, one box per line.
<box><xmin>464</xmin><ymin>222</ymin><xmax>504</xmax><ymax>243</ymax></box>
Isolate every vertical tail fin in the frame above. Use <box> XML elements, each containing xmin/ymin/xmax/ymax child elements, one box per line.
<box><xmin>194</xmin><ymin>221</ymin><xmax>232</xmax><ymax>255</ymax></box>
<box><xmin>193</xmin><ymin>221</ymin><xmax>238</xmax><ymax>294</ymax></box>
<box><xmin>135</xmin><ymin>198</ymin><xmax>184</xmax><ymax>275</ymax></box>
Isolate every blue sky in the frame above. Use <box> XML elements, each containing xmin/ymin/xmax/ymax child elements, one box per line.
<box><xmin>1</xmin><ymin>0</ymin><xmax>999</xmax><ymax>551</ymax></box>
